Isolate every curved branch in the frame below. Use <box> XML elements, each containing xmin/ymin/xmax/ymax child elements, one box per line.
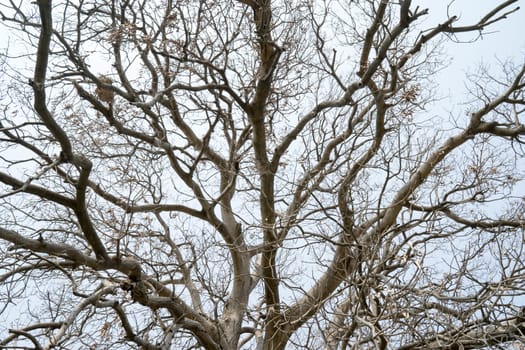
<box><xmin>44</xmin><ymin>284</ymin><xmax>118</xmax><ymax>350</ymax></box>
<box><xmin>33</xmin><ymin>0</ymin><xmax>73</xmax><ymax>159</ymax></box>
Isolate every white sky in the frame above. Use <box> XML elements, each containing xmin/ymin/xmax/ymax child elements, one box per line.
<box><xmin>420</xmin><ymin>1</ymin><xmax>525</xmax><ymax>210</ymax></box>
<box><xmin>0</xmin><ymin>0</ymin><xmax>524</xmax><ymax>343</ymax></box>
<box><xmin>416</xmin><ymin>1</ymin><xmax>525</xmax><ymax>109</ymax></box>
<box><xmin>1</xmin><ymin>1</ymin><xmax>523</xmax><ymax>100</ymax></box>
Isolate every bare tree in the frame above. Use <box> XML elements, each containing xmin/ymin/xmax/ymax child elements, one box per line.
<box><xmin>0</xmin><ymin>0</ymin><xmax>524</xmax><ymax>349</ymax></box>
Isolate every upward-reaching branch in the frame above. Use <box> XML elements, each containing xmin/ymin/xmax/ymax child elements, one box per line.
<box><xmin>1</xmin><ymin>1</ymin><xmax>524</xmax><ymax>349</ymax></box>
<box><xmin>33</xmin><ymin>0</ymin><xmax>72</xmax><ymax>158</ymax></box>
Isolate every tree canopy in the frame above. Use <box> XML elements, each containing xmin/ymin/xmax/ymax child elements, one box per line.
<box><xmin>0</xmin><ymin>0</ymin><xmax>524</xmax><ymax>349</ymax></box>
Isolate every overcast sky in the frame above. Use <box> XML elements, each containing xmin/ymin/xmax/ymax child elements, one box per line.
<box><xmin>416</xmin><ymin>1</ymin><xmax>525</xmax><ymax>111</ymax></box>
<box><xmin>415</xmin><ymin>1</ymin><xmax>525</xmax><ymax>199</ymax></box>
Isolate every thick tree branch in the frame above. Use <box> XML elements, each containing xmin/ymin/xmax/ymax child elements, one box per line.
<box><xmin>33</xmin><ymin>0</ymin><xmax>73</xmax><ymax>159</ymax></box>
